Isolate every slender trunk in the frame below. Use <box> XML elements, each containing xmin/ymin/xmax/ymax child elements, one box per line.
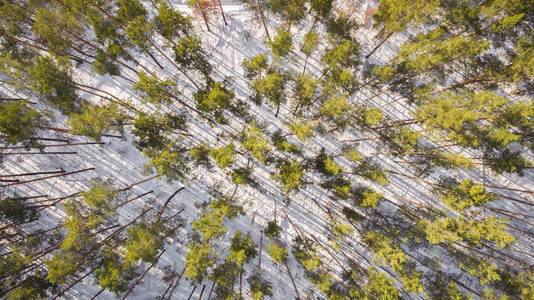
<box><xmin>217</xmin><ymin>0</ymin><xmax>227</xmax><ymax>26</ymax></box>
<box><xmin>0</xmin><ymin>136</ymin><xmax>70</xmax><ymax>143</ymax></box>
<box><xmin>53</xmin><ymin>261</ymin><xmax>104</xmax><ymax>299</ymax></box>
<box><xmin>301</xmin><ymin>53</ymin><xmax>310</xmax><ymax>77</ymax></box>
<box><xmin>275</xmin><ymin>103</ymin><xmax>281</xmax><ymax>117</ymax></box>
<box><xmin>112</xmin><ymin>191</ymin><xmax>153</xmax><ymax>210</ymax></box>
<box><xmin>77</xmin><ymin>208</ymin><xmax>153</xmax><ymax>266</ymax></box>
<box><xmin>198</xmin><ymin>284</ymin><xmax>206</xmax><ymax>300</ymax></box>
<box><xmin>283</xmin><ymin>261</ymin><xmax>301</xmax><ymax>300</ymax></box>
<box><xmin>256</xmin><ymin>0</ymin><xmax>271</xmax><ymax>41</ymax></box>
<box><xmin>341</xmin><ymin>136</ymin><xmax>381</xmax><ymax>143</ymax></box>
<box><xmin>91</xmin><ymin>289</ymin><xmax>105</xmax><ymax>300</ymax></box>
<box><xmin>1</xmin><ymin>167</ymin><xmax>94</xmax><ymax>188</ymax></box>
<box><xmin>258</xmin><ymin>231</ymin><xmax>263</xmax><ymax>271</ymax></box>
<box><xmin>206</xmin><ymin>281</ymin><xmax>216</xmax><ymax>300</ymax></box>
<box><xmin>187</xmin><ymin>286</ymin><xmax>197</xmax><ymax>300</ymax></box>
<box><xmin>145</xmin><ymin>50</ymin><xmax>165</xmax><ymax>69</ymax></box>
<box><xmin>166</xmin><ymin>266</ymin><xmax>186</xmax><ymax>300</ymax></box>
<box><xmin>197</xmin><ymin>1</ymin><xmax>211</xmax><ymax>32</ymax></box>
<box><xmin>239</xmin><ymin>211</ymin><xmax>257</xmax><ymax>298</ymax></box>
<box><xmin>118</xmin><ymin>174</ymin><xmax>161</xmax><ymax>192</ymax></box>
<box><xmin>2</xmin><ymin>151</ymin><xmax>77</xmax><ymax>156</ymax></box>
<box><xmin>121</xmin><ymin>250</ymin><xmax>166</xmax><ymax>300</ymax></box>
<box><xmin>366</xmin><ymin>32</ymin><xmax>394</xmax><ymax>59</ymax></box>
<box><xmin>156</xmin><ymin>187</ymin><xmax>185</xmax><ymax>222</ymax></box>
<box><xmin>2</xmin><ymin>142</ymin><xmax>104</xmax><ymax>150</ymax></box>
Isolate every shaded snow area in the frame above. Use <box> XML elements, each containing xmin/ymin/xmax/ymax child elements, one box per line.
<box><xmin>1</xmin><ymin>0</ymin><xmax>533</xmax><ymax>299</ymax></box>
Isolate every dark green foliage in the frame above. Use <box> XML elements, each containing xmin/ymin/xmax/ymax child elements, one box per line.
<box><xmin>314</xmin><ymin>148</ymin><xmax>342</xmax><ymax>176</ymax></box>
<box><xmin>28</xmin><ymin>56</ymin><xmax>81</xmax><ymax>114</ymax></box>
<box><xmin>274</xmin><ymin>159</ymin><xmax>306</xmax><ymax>193</ymax></box>
<box><xmin>321</xmin><ymin>176</ymin><xmax>352</xmax><ymax>200</ymax></box>
<box><xmin>154</xmin><ymin>1</ymin><xmax>192</xmax><ymax>41</ymax></box>
<box><xmin>267</xmin><ymin>28</ymin><xmax>294</xmax><ymax>59</ymax></box>
<box><xmin>173</xmin><ymin>35</ymin><xmax>211</xmax><ymax>79</ymax></box>
<box><xmin>0</xmin><ymin>102</ymin><xmax>44</xmax><ymax>146</ymax></box>
<box><xmin>0</xmin><ymin>196</ymin><xmax>38</xmax><ymax>224</ymax></box>
<box><xmin>133</xmin><ymin>71</ymin><xmax>177</xmax><ymax>104</ymax></box>
<box><xmin>242</xmin><ymin>54</ymin><xmax>268</xmax><ymax>80</ymax></box>
<box><xmin>133</xmin><ymin>112</ymin><xmax>187</xmax><ymax>150</ymax></box>
<box><xmin>68</xmin><ymin>103</ymin><xmax>126</xmax><ymax>141</ymax></box>
<box><xmin>249</xmin><ymin>273</ymin><xmax>273</xmax><ymax>300</ymax></box>
<box><xmin>193</xmin><ymin>81</ymin><xmax>234</xmax><ymax>123</ymax></box>
<box><xmin>265</xmin><ymin>220</ymin><xmax>282</xmax><ymax>239</ymax></box>
<box><xmin>252</xmin><ymin>69</ymin><xmax>289</xmax><ymax>109</ymax></box>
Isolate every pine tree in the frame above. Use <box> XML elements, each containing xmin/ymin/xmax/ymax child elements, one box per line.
<box><xmin>0</xmin><ymin>102</ymin><xmax>44</xmax><ymax>147</ymax></box>
<box><xmin>210</xmin><ymin>144</ymin><xmax>236</xmax><ymax>168</ymax></box>
<box><xmin>252</xmin><ymin>69</ymin><xmax>288</xmax><ymax>116</ymax></box>
<box><xmin>267</xmin><ymin>242</ymin><xmax>287</xmax><ymax>264</ymax></box>
<box><xmin>68</xmin><ymin>103</ymin><xmax>126</xmax><ymax>141</ymax></box>
<box><xmin>267</xmin><ymin>28</ymin><xmax>294</xmax><ymax>60</ymax></box>
<box><xmin>240</xmin><ymin>122</ymin><xmax>272</xmax><ymax>164</ymax></box>
<box><xmin>173</xmin><ymin>35</ymin><xmax>211</xmax><ymax>80</ymax></box>
<box><xmin>154</xmin><ymin>1</ymin><xmax>192</xmax><ymax>41</ymax></box>
<box><xmin>133</xmin><ymin>71</ymin><xmax>178</xmax><ymax>104</ymax></box>
<box><xmin>274</xmin><ymin>159</ymin><xmax>306</xmax><ymax>193</ymax></box>
<box><xmin>28</xmin><ymin>56</ymin><xmax>81</xmax><ymax>114</ymax></box>
<box><xmin>364</xmin><ymin>267</ymin><xmax>401</xmax><ymax>299</ymax></box>
<box><xmin>289</xmin><ymin>119</ymin><xmax>315</xmax><ymax>142</ymax></box>
<box><xmin>193</xmin><ymin>81</ymin><xmax>234</xmax><ymax>123</ymax></box>
<box><xmin>185</xmin><ymin>240</ymin><xmax>214</xmax><ymax>284</ymax></box>
<box><xmin>124</xmin><ymin>223</ymin><xmax>164</xmax><ymax>265</ymax></box>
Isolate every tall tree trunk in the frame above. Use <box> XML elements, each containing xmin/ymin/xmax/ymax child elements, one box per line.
<box><xmin>283</xmin><ymin>261</ymin><xmax>301</xmax><ymax>300</ymax></box>
<box><xmin>166</xmin><ymin>266</ymin><xmax>186</xmax><ymax>300</ymax></box>
<box><xmin>366</xmin><ymin>32</ymin><xmax>394</xmax><ymax>59</ymax></box>
<box><xmin>217</xmin><ymin>0</ymin><xmax>227</xmax><ymax>26</ymax></box>
<box><xmin>187</xmin><ymin>286</ymin><xmax>197</xmax><ymax>300</ymax></box>
<box><xmin>2</xmin><ymin>142</ymin><xmax>104</xmax><ymax>150</ymax></box>
<box><xmin>2</xmin><ymin>151</ymin><xmax>77</xmax><ymax>156</ymax></box>
<box><xmin>239</xmin><ymin>211</ymin><xmax>257</xmax><ymax>298</ymax></box>
<box><xmin>157</xmin><ymin>187</ymin><xmax>185</xmax><ymax>222</ymax></box>
<box><xmin>256</xmin><ymin>0</ymin><xmax>271</xmax><ymax>41</ymax></box>
<box><xmin>118</xmin><ymin>174</ymin><xmax>161</xmax><ymax>192</ymax></box>
<box><xmin>0</xmin><ymin>167</ymin><xmax>94</xmax><ymax>188</ymax></box>
<box><xmin>197</xmin><ymin>1</ymin><xmax>211</xmax><ymax>32</ymax></box>
<box><xmin>121</xmin><ymin>250</ymin><xmax>167</xmax><ymax>300</ymax></box>
<box><xmin>198</xmin><ymin>284</ymin><xmax>206</xmax><ymax>300</ymax></box>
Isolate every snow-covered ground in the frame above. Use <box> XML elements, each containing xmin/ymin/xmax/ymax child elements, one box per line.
<box><xmin>1</xmin><ymin>0</ymin><xmax>533</xmax><ymax>299</ymax></box>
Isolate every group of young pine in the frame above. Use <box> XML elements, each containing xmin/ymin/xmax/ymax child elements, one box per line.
<box><xmin>0</xmin><ymin>0</ymin><xmax>533</xmax><ymax>299</ymax></box>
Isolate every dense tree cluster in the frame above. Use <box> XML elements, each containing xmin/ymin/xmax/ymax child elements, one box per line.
<box><xmin>1</xmin><ymin>0</ymin><xmax>533</xmax><ymax>299</ymax></box>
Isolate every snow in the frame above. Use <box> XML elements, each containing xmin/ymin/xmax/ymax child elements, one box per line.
<box><xmin>1</xmin><ymin>0</ymin><xmax>533</xmax><ymax>299</ymax></box>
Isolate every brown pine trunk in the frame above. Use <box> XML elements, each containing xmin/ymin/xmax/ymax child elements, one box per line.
<box><xmin>0</xmin><ymin>135</ymin><xmax>70</xmax><ymax>143</ymax></box>
<box><xmin>197</xmin><ymin>1</ymin><xmax>211</xmax><ymax>32</ymax></box>
<box><xmin>365</xmin><ymin>32</ymin><xmax>394</xmax><ymax>59</ymax></box>
<box><xmin>118</xmin><ymin>174</ymin><xmax>161</xmax><ymax>192</ymax></box>
<box><xmin>217</xmin><ymin>0</ymin><xmax>227</xmax><ymax>26</ymax></box>
<box><xmin>112</xmin><ymin>191</ymin><xmax>154</xmax><ymax>210</ymax></box>
<box><xmin>121</xmin><ymin>250</ymin><xmax>167</xmax><ymax>300</ymax></box>
<box><xmin>2</xmin><ymin>151</ymin><xmax>77</xmax><ymax>156</ymax></box>
<box><xmin>2</xmin><ymin>142</ymin><xmax>104</xmax><ymax>150</ymax></box>
<box><xmin>157</xmin><ymin>187</ymin><xmax>185</xmax><ymax>222</ymax></box>
<box><xmin>166</xmin><ymin>266</ymin><xmax>186</xmax><ymax>300</ymax></box>
<box><xmin>0</xmin><ymin>167</ymin><xmax>94</xmax><ymax>188</ymax></box>
<box><xmin>258</xmin><ymin>231</ymin><xmax>263</xmax><ymax>271</ymax></box>
<box><xmin>198</xmin><ymin>284</ymin><xmax>206</xmax><ymax>300</ymax></box>
<box><xmin>256</xmin><ymin>0</ymin><xmax>271</xmax><ymax>41</ymax></box>
<box><xmin>283</xmin><ymin>261</ymin><xmax>301</xmax><ymax>300</ymax></box>
<box><xmin>239</xmin><ymin>211</ymin><xmax>257</xmax><ymax>298</ymax></box>
<box><xmin>187</xmin><ymin>286</ymin><xmax>197</xmax><ymax>300</ymax></box>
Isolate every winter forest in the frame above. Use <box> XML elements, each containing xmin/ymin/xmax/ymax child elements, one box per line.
<box><xmin>1</xmin><ymin>0</ymin><xmax>533</xmax><ymax>299</ymax></box>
